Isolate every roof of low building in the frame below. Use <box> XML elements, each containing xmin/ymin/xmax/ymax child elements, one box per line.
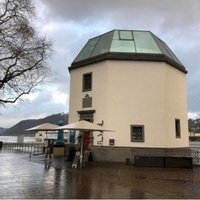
<box><xmin>69</xmin><ymin>29</ymin><xmax>187</xmax><ymax>73</ymax></box>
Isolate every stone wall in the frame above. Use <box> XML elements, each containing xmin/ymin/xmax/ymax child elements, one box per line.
<box><xmin>90</xmin><ymin>146</ymin><xmax>192</xmax><ymax>164</ymax></box>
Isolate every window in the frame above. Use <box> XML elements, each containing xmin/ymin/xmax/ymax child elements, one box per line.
<box><xmin>133</xmin><ymin>31</ymin><xmax>161</xmax><ymax>53</ymax></box>
<box><xmin>131</xmin><ymin>125</ymin><xmax>144</xmax><ymax>142</ymax></box>
<box><xmin>109</xmin><ymin>139</ymin><xmax>115</xmax><ymax>146</ymax></box>
<box><xmin>110</xmin><ymin>40</ymin><xmax>136</xmax><ymax>53</ymax></box>
<box><xmin>175</xmin><ymin>119</ymin><xmax>181</xmax><ymax>138</ymax></box>
<box><xmin>83</xmin><ymin>73</ymin><xmax>92</xmax><ymax>92</ymax></box>
<box><xmin>119</xmin><ymin>30</ymin><xmax>133</xmax><ymax>40</ymax></box>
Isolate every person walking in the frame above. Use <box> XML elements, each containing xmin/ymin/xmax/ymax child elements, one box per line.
<box><xmin>45</xmin><ymin>140</ymin><xmax>53</xmax><ymax>161</ymax></box>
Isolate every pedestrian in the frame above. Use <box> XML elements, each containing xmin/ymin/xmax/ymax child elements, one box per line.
<box><xmin>45</xmin><ymin>140</ymin><xmax>53</xmax><ymax>161</ymax></box>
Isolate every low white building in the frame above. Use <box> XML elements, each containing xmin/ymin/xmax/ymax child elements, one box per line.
<box><xmin>35</xmin><ymin>131</ymin><xmax>69</xmax><ymax>143</ymax></box>
<box><xmin>68</xmin><ymin>30</ymin><xmax>189</xmax><ymax>162</ymax></box>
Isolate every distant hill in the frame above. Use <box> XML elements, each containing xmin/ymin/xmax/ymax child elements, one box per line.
<box><xmin>2</xmin><ymin>113</ymin><xmax>68</xmax><ymax>136</ymax></box>
<box><xmin>0</xmin><ymin>127</ymin><xmax>7</xmax><ymax>135</ymax></box>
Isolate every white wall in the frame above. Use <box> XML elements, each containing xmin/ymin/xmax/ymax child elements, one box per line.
<box><xmin>69</xmin><ymin>60</ymin><xmax>189</xmax><ymax>148</ymax></box>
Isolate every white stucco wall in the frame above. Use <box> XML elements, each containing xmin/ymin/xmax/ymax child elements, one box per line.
<box><xmin>68</xmin><ymin>60</ymin><xmax>189</xmax><ymax>148</ymax></box>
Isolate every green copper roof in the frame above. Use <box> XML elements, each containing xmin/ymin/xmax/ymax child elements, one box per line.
<box><xmin>70</xmin><ymin>30</ymin><xmax>187</xmax><ymax>73</ymax></box>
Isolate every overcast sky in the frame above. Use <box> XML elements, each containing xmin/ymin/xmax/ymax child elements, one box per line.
<box><xmin>1</xmin><ymin>0</ymin><xmax>200</xmax><ymax>128</ymax></box>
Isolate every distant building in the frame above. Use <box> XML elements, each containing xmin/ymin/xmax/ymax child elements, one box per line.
<box><xmin>35</xmin><ymin>131</ymin><xmax>69</xmax><ymax>143</ymax></box>
<box><xmin>68</xmin><ymin>30</ymin><xmax>189</xmax><ymax>162</ymax></box>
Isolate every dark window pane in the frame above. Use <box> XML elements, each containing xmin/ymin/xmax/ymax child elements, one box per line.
<box><xmin>109</xmin><ymin>139</ymin><xmax>115</xmax><ymax>146</ymax></box>
<box><xmin>83</xmin><ymin>73</ymin><xmax>92</xmax><ymax>91</ymax></box>
<box><xmin>131</xmin><ymin>125</ymin><xmax>144</xmax><ymax>142</ymax></box>
<box><xmin>175</xmin><ymin>119</ymin><xmax>181</xmax><ymax>138</ymax></box>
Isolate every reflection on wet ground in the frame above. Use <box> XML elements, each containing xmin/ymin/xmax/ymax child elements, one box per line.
<box><xmin>1</xmin><ymin>152</ymin><xmax>200</xmax><ymax>199</ymax></box>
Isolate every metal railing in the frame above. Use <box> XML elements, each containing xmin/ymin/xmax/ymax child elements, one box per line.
<box><xmin>1</xmin><ymin>142</ymin><xmax>200</xmax><ymax>166</ymax></box>
<box><xmin>1</xmin><ymin>143</ymin><xmax>45</xmax><ymax>155</ymax></box>
<box><xmin>191</xmin><ymin>148</ymin><xmax>200</xmax><ymax>165</ymax></box>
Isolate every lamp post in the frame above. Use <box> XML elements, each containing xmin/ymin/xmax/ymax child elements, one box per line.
<box><xmin>53</xmin><ymin>115</ymin><xmax>65</xmax><ymax>157</ymax></box>
<box><xmin>55</xmin><ymin>113</ymin><xmax>65</xmax><ymax>145</ymax></box>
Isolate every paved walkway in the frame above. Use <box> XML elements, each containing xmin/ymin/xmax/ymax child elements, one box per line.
<box><xmin>1</xmin><ymin>152</ymin><xmax>200</xmax><ymax>199</ymax></box>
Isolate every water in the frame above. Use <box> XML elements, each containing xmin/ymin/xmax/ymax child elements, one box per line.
<box><xmin>0</xmin><ymin>134</ymin><xmax>68</xmax><ymax>143</ymax></box>
<box><xmin>0</xmin><ymin>136</ymin><xmax>18</xmax><ymax>143</ymax></box>
<box><xmin>0</xmin><ymin>136</ymin><xmax>35</xmax><ymax>143</ymax></box>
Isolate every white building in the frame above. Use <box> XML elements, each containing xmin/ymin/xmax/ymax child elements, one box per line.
<box><xmin>68</xmin><ymin>30</ymin><xmax>189</xmax><ymax>162</ymax></box>
<box><xmin>35</xmin><ymin>131</ymin><xmax>69</xmax><ymax>143</ymax></box>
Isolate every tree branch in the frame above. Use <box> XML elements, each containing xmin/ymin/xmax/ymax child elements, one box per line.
<box><xmin>0</xmin><ymin>0</ymin><xmax>52</xmax><ymax>105</ymax></box>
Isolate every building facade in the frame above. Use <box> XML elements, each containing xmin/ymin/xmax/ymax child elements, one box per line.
<box><xmin>68</xmin><ymin>30</ymin><xmax>189</xmax><ymax>162</ymax></box>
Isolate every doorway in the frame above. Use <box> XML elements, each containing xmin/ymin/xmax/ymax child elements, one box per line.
<box><xmin>78</xmin><ymin>110</ymin><xmax>95</xmax><ymax>149</ymax></box>
<box><xmin>83</xmin><ymin>132</ymin><xmax>90</xmax><ymax>150</ymax></box>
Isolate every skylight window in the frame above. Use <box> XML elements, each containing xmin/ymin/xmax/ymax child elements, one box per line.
<box><xmin>74</xmin><ymin>37</ymin><xmax>99</xmax><ymax>62</ymax></box>
<box><xmin>71</xmin><ymin>29</ymin><xmax>186</xmax><ymax>74</ymax></box>
<box><xmin>119</xmin><ymin>30</ymin><xmax>133</xmax><ymax>40</ymax></box>
<box><xmin>110</xmin><ymin>40</ymin><xmax>136</xmax><ymax>53</ymax></box>
<box><xmin>113</xmin><ymin>30</ymin><xmax>119</xmax><ymax>39</ymax></box>
<box><xmin>134</xmin><ymin>31</ymin><xmax>161</xmax><ymax>53</ymax></box>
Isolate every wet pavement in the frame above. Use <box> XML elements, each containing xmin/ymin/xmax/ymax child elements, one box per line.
<box><xmin>1</xmin><ymin>152</ymin><xmax>200</xmax><ymax>199</ymax></box>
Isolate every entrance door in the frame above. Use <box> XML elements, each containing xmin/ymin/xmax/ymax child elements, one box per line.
<box><xmin>83</xmin><ymin>132</ymin><xmax>90</xmax><ymax>150</ymax></box>
<box><xmin>79</xmin><ymin>117</ymin><xmax>94</xmax><ymax>149</ymax></box>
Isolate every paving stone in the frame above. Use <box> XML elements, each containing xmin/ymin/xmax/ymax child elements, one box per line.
<box><xmin>1</xmin><ymin>152</ymin><xmax>200</xmax><ymax>198</ymax></box>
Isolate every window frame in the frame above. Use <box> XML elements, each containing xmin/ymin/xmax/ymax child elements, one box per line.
<box><xmin>82</xmin><ymin>72</ymin><xmax>92</xmax><ymax>92</ymax></box>
<box><xmin>175</xmin><ymin>119</ymin><xmax>181</xmax><ymax>138</ymax></box>
<box><xmin>119</xmin><ymin>30</ymin><xmax>134</xmax><ymax>40</ymax></box>
<box><xmin>109</xmin><ymin>139</ymin><xmax>115</xmax><ymax>146</ymax></box>
<box><xmin>130</xmin><ymin>125</ymin><xmax>145</xmax><ymax>142</ymax></box>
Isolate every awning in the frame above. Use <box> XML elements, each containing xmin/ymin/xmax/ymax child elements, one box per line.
<box><xmin>25</xmin><ymin>123</ymin><xmax>59</xmax><ymax>131</ymax></box>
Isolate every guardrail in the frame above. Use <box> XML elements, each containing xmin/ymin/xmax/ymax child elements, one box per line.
<box><xmin>191</xmin><ymin>148</ymin><xmax>200</xmax><ymax>165</ymax></box>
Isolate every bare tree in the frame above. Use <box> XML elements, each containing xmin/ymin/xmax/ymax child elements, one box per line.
<box><xmin>0</xmin><ymin>0</ymin><xmax>52</xmax><ymax>104</ymax></box>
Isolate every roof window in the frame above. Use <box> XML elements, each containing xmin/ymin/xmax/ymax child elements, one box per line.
<box><xmin>119</xmin><ymin>30</ymin><xmax>133</xmax><ymax>40</ymax></box>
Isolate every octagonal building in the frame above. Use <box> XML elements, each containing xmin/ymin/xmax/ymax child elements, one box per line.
<box><xmin>68</xmin><ymin>30</ymin><xmax>189</xmax><ymax>162</ymax></box>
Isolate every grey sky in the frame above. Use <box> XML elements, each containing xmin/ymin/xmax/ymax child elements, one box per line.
<box><xmin>1</xmin><ymin>0</ymin><xmax>200</xmax><ymax>127</ymax></box>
